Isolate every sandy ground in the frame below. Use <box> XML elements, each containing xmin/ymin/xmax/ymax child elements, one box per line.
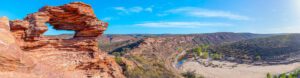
<box><xmin>180</xmin><ymin>61</ymin><xmax>300</xmax><ymax>78</ymax></box>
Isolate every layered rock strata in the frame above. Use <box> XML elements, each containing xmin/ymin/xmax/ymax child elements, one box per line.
<box><xmin>0</xmin><ymin>2</ymin><xmax>125</xmax><ymax>78</ymax></box>
<box><xmin>10</xmin><ymin>2</ymin><xmax>108</xmax><ymax>52</ymax></box>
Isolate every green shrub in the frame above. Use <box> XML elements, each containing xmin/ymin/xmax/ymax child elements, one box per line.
<box><xmin>181</xmin><ymin>71</ymin><xmax>204</xmax><ymax>78</ymax></box>
<box><xmin>288</xmin><ymin>74</ymin><xmax>293</xmax><ymax>78</ymax></box>
<box><xmin>201</xmin><ymin>51</ymin><xmax>209</xmax><ymax>59</ymax></box>
<box><xmin>114</xmin><ymin>57</ymin><xmax>123</xmax><ymax>65</ymax></box>
<box><xmin>194</xmin><ymin>47</ymin><xmax>203</xmax><ymax>57</ymax></box>
<box><xmin>255</xmin><ymin>55</ymin><xmax>261</xmax><ymax>60</ymax></box>
<box><xmin>112</xmin><ymin>52</ymin><xmax>121</xmax><ymax>56</ymax></box>
<box><xmin>274</xmin><ymin>75</ymin><xmax>278</xmax><ymax>78</ymax></box>
<box><xmin>211</xmin><ymin>53</ymin><xmax>222</xmax><ymax>60</ymax></box>
<box><xmin>272</xmin><ymin>69</ymin><xmax>300</xmax><ymax>78</ymax></box>
<box><xmin>266</xmin><ymin>73</ymin><xmax>271</xmax><ymax>78</ymax></box>
<box><xmin>193</xmin><ymin>45</ymin><xmax>210</xmax><ymax>59</ymax></box>
<box><xmin>279</xmin><ymin>73</ymin><xmax>286</xmax><ymax>78</ymax></box>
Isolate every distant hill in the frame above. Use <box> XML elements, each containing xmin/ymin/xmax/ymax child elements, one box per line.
<box><xmin>46</xmin><ymin>34</ymin><xmax>73</xmax><ymax>39</ymax></box>
<box><xmin>98</xmin><ymin>32</ymin><xmax>271</xmax><ymax>53</ymax></box>
<box><xmin>211</xmin><ymin>34</ymin><xmax>300</xmax><ymax>64</ymax></box>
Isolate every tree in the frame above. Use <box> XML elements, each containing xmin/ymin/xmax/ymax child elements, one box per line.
<box><xmin>194</xmin><ymin>47</ymin><xmax>203</xmax><ymax>57</ymax></box>
<box><xmin>193</xmin><ymin>45</ymin><xmax>210</xmax><ymax>59</ymax></box>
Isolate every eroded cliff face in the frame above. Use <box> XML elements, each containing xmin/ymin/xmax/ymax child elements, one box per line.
<box><xmin>0</xmin><ymin>2</ymin><xmax>125</xmax><ymax>78</ymax></box>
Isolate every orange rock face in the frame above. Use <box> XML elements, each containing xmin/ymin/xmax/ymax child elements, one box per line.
<box><xmin>10</xmin><ymin>2</ymin><xmax>108</xmax><ymax>52</ymax></box>
<box><xmin>0</xmin><ymin>2</ymin><xmax>125</xmax><ymax>78</ymax></box>
<box><xmin>0</xmin><ymin>17</ymin><xmax>26</xmax><ymax>71</ymax></box>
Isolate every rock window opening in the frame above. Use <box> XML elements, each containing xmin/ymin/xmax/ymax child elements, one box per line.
<box><xmin>44</xmin><ymin>23</ymin><xmax>75</xmax><ymax>39</ymax></box>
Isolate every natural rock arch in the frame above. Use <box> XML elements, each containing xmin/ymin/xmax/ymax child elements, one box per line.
<box><xmin>43</xmin><ymin>23</ymin><xmax>75</xmax><ymax>37</ymax></box>
<box><xmin>24</xmin><ymin>2</ymin><xmax>107</xmax><ymax>40</ymax></box>
<box><xmin>9</xmin><ymin>2</ymin><xmax>108</xmax><ymax>52</ymax></box>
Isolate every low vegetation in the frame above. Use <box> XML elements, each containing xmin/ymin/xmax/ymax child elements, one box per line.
<box><xmin>266</xmin><ymin>73</ymin><xmax>271</xmax><ymax>78</ymax></box>
<box><xmin>267</xmin><ymin>69</ymin><xmax>300</xmax><ymax>78</ymax></box>
<box><xmin>190</xmin><ymin>45</ymin><xmax>223</xmax><ymax>60</ymax></box>
<box><xmin>114</xmin><ymin>56</ymin><xmax>123</xmax><ymax>65</ymax></box>
<box><xmin>181</xmin><ymin>71</ymin><xmax>204</xmax><ymax>78</ymax></box>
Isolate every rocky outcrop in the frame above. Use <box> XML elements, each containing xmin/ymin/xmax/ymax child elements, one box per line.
<box><xmin>10</xmin><ymin>2</ymin><xmax>108</xmax><ymax>52</ymax></box>
<box><xmin>0</xmin><ymin>16</ymin><xmax>33</xmax><ymax>72</ymax></box>
<box><xmin>0</xmin><ymin>2</ymin><xmax>125</xmax><ymax>78</ymax></box>
<box><xmin>0</xmin><ymin>16</ymin><xmax>24</xmax><ymax>71</ymax></box>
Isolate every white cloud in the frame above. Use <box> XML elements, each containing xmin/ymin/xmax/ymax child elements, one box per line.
<box><xmin>167</xmin><ymin>7</ymin><xmax>250</xmax><ymax>20</ymax></box>
<box><xmin>145</xmin><ymin>8</ymin><xmax>153</xmax><ymax>12</ymax></box>
<box><xmin>114</xmin><ymin>6</ymin><xmax>153</xmax><ymax>14</ymax></box>
<box><xmin>102</xmin><ymin>17</ymin><xmax>112</xmax><ymax>21</ymax></box>
<box><xmin>134</xmin><ymin>21</ymin><xmax>232</xmax><ymax>28</ymax></box>
<box><xmin>157</xmin><ymin>13</ymin><xmax>168</xmax><ymax>17</ymax></box>
<box><xmin>114</xmin><ymin>7</ymin><xmax>127</xmax><ymax>12</ymax></box>
<box><xmin>129</xmin><ymin>7</ymin><xmax>143</xmax><ymax>13</ymax></box>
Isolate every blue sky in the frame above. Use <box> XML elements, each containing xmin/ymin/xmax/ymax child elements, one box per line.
<box><xmin>1</xmin><ymin>0</ymin><xmax>300</xmax><ymax>35</ymax></box>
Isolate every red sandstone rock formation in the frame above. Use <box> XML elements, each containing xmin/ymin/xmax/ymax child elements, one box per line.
<box><xmin>0</xmin><ymin>17</ymin><xmax>25</xmax><ymax>71</ymax></box>
<box><xmin>10</xmin><ymin>2</ymin><xmax>108</xmax><ymax>52</ymax></box>
<box><xmin>0</xmin><ymin>2</ymin><xmax>125</xmax><ymax>78</ymax></box>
